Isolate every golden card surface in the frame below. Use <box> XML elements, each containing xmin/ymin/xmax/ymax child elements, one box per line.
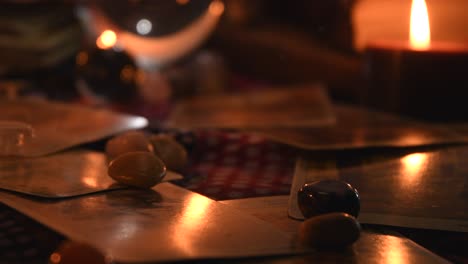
<box><xmin>221</xmin><ymin>196</ymin><xmax>449</xmax><ymax>264</ymax></box>
<box><xmin>0</xmin><ymin>99</ymin><xmax>148</xmax><ymax>157</ymax></box>
<box><xmin>166</xmin><ymin>85</ymin><xmax>335</xmax><ymax>129</ymax></box>
<box><xmin>251</xmin><ymin>104</ymin><xmax>466</xmax><ymax>150</ymax></box>
<box><xmin>0</xmin><ymin>150</ymin><xmax>182</xmax><ymax>198</ymax></box>
<box><xmin>0</xmin><ymin>183</ymin><xmax>304</xmax><ymax>263</ymax></box>
<box><xmin>289</xmin><ymin>146</ymin><xmax>468</xmax><ymax>232</ymax></box>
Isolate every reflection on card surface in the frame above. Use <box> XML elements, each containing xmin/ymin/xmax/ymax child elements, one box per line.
<box><xmin>166</xmin><ymin>85</ymin><xmax>335</xmax><ymax>129</ymax></box>
<box><xmin>251</xmin><ymin>104</ymin><xmax>466</xmax><ymax>150</ymax></box>
<box><xmin>221</xmin><ymin>196</ymin><xmax>449</xmax><ymax>264</ymax></box>
<box><xmin>0</xmin><ymin>183</ymin><xmax>303</xmax><ymax>263</ymax></box>
<box><xmin>0</xmin><ymin>99</ymin><xmax>148</xmax><ymax>157</ymax></box>
<box><xmin>0</xmin><ymin>150</ymin><xmax>182</xmax><ymax>198</ymax></box>
<box><xmin>289</xmin><ymin>146</ymin><xmax>468</xmax><ymax>232</ymax></box>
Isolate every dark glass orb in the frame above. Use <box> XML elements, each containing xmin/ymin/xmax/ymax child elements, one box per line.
<box><xmin>96</xmin><ymin>0</ymin><xmax>213</xmax><ymax>37</ymax></box>
<box><xmin>298</xmin><ymin>180</ymin><xmax>360</xmax><ymax>218</ymax></box>
<box><xmin>75</xmin><ymin>47</ymin><xmax>138</xmax><ymax>103</ymax></box>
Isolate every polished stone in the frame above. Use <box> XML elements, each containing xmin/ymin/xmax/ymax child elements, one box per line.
<box><xmin>298</xmin><ymin>180</ymin><xmax>360</xmax><ymax>218</ymax></box>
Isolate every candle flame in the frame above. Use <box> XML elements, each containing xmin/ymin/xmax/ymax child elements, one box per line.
<box><xmin>410</xmin><ymin>0</ymin><xmax>431</xmax><ymax>50</ymax></box>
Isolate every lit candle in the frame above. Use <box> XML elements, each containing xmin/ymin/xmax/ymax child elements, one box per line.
<box><xmin>409</xmin><ymin>0</ymin><xmax>430</xmax><ymax>50</ymax></box>
<box><xmin>362</xmin><ymin>0</ymin><xmax>468</xmax><ymax>121</ymax></box>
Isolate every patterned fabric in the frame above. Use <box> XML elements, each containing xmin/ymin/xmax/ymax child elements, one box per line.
<box><xmin>175</xmin><ymin>130</ymin><xmax>298</xmax><ymax>200</ymax></box>
<box><xmin>0</xmin><ymin>204</ymin><xmax>63</xmax><ymax>264</ymax></box>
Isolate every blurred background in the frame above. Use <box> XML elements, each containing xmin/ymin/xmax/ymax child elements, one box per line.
<box><xmin>1</xmin><ymin>0</ymin><xmax>468</xmax><ymax>119</ymax></box>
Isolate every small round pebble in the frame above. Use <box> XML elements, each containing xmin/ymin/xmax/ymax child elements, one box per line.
<box><xmin>105</xmin><ymin>131</ymin><xmax>153</xmax><ymax>161</ymax></box>
<box><xmin>149</xmin><ymin>134</ymin><xmax>188</xmax><ymax>172</ymax></box>
<box><xmin>108</xmin><ymin>151</ymin><xmax>166</xmax><ymax>188</ymax></box>
<box><xmin>298</xmin><ymin>180</ymin><xmax>360</xmax><ymax>218</ymax></box>
<box><xmin>299</xmin><ymin>212</ymin><xmax>361</xmax><ymax>248</ymax></box>
<box><xmin>49</xmin><ymin>240</ymin><xmax>112</xmax><ymax>264</ymax></box>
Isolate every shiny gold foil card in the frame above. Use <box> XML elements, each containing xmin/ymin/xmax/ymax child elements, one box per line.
<box><xmin>0</xmin><ymin>183</ymin><xmax>304</xmax><ymax>263</ymax></box>
<box><xmin>0</xmin><ymin>150</ymin><xmax>182</xmax><ymax>198</ymax></box>
<box><xmin>165</xmin><ymin>85</ymin><xmax>335</xmax><ymax>129</ymax></box>
<box><xmin>0</xmin><ymin>99</ymin><xmax>148</xmax><ymax>157</ymax></box>
<box><xmin>289</xmin><ymin>146</ymin><xmax>468</xmax><ymax>232</ymax></box>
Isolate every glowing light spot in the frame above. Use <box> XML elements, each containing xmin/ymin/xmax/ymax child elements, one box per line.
<box><xmin>209</xmin><ymin>0</ymin><xmax>225</xmax><ymax>16</ymax></box>
<box><xmin>381</xmin><ymin>235</ymin><xmax>409</xmax><ymax>264</ymax></box>
<box><xmin>173</xmin><ymin>194</ymin><xmax>211</xmax><ymax>254</ymax></box>
<box><xmin>176</xmin><ymin>0</ymin><xmax>190</xmax><ymax>5</ymax></box>
<box><xmin>96</xmin><ymin>30</ymin><xmax>117</xmax><ymax>49</ymax></box>
<box><xmin>49</xmin><ymin>253</ymin><xmax>61</xmax><ymax>264</ymax></box>
<box><xmin>136</xmin><ymin>19</ymin><xmax>152</xmax><ymax>35</ymax></box>
<box><xmin>410</xmin><ymin>0</ymin><xmax>431</xmax><ymax>50</ymax></box>
<box><xmin>130</xmin><ymin>116</ymin><xmax>148</xmax><ymax>128</ymax></box>
<box><xmin>83</xmin><ymin>176</ymin><xmax>98</xmax><ymax>188</ymax></box>
<box><xmin>402</xmin><ymin>153</ymin><xmax>426</xmax><ymax>171</ymax></box>
<box><xmin>400</xmin><ymin>153</ymin><xmax>427</xmax><ymax>186</ymax></box>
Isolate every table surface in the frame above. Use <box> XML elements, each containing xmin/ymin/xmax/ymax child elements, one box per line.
<box><xmin>0</xmin><ymin>128</ymin><xmax>467</xmax><ymax>263</ymax></box>
<box><xmin>1</xmin><ymin>84</ymin><xmax>468</xmax><ymax>262</ymax></box>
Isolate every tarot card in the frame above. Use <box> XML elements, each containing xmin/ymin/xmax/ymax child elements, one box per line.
<box><xmin>250</xmin><ymin>104</ymin><xmax>466</xmax><ymax>150</ymax></box>
<box><xmin>0</xmin><ymin>98</ymin><xmax>148</xmax><ymax>157</ymax></box>
<box><xmin>0</xmin><ymin>183</ymin><xmax>305</xmax><ymax>263</ymax></box>
<box><xmin>165</xmin><ymin>84</ymin><xmax>335</xmax><ymax>129</ymax></box>
<box><xmin>289</xmin><ymin>146</ymin><xmax>468</xmax><ymax>232</ymax></box>
<box><xmin>0</xmin><ymin>149</ymin><xmax>182</xmax><ymax>198</ymax></box>
<box><xmin>221</xmin><ymin>196</ymin><xmax>449</xmax><ymax>263</ymax></box>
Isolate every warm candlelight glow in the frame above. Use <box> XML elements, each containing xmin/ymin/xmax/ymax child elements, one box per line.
<box><xmin>400</xmin><ymin>153</ymin><xmax>427</xmax><ymax>186</ymax></box>
<box><xmin>410</xmin><ymin>0</ymin><xmax>431</xmax><ymax>50</ymax></box>
<box><xmin>401</xmin><ymin>153</ymin><xmax>426</xmax><ymax>173</ymax></box>
<box><xmin>173</xmin><ymin>194</ymin><xmax>211</xmax><ymax>254</ymax></box>
<box><xmin>209</xmin><ymin>0</ymin><xmax>225</xmax><ymax>16</ymax></box>
<box><xmin>381</xmin><ymin>235</ymin><xmax>410</xmax><ymax>264</ymax></box>
<box><xmin>96</xmin><ymin>30</ymin><xmax>117</xmax><ymax>50</ymax></box>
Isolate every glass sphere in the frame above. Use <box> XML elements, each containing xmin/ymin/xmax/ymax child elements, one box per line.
<box><xmin>77</xmin><ymin>0</ymin><xmax>225</xmax><ymax>69</ymax></box>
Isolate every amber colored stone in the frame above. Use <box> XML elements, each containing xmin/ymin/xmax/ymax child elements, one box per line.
<box><xmin>299</xmin><ymin>212</ymin><xmax>361</xmax><ymax>248</ymax></box>
<box><xmin>49</xmin><ymin>240</ymin><xmax>111</xmax><ymax>264</ymax></box>
<box><xmin>105</xmin><ymin>130</ymin><xmax>153</xmax><ymax>161</ymax></box>
<box><xmin>149</xmin><ymin>134</ymin><xmax>188</xmax><ymax>172</ymax></box>
<box><xmin>108</xmin><ymin>151</ymin><xmax>166</xmax><ymax>189</ymax></box>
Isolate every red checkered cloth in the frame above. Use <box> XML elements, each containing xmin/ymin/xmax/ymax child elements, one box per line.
<box><xmin>177</xmin><ymin>130</ymin><xmax>298</xmax><ymax>200</ymax></box>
